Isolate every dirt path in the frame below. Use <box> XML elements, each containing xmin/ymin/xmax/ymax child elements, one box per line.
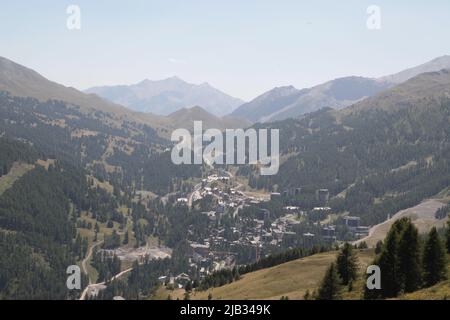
<box><xmin>79</xmin><ymin>240</ymin><xmax>104</xmax><ymax>300</ymax></box>
<box><xmin>81</xmin><ymin>240</ymin><xmax>104</xmax><ymax>282</ymax></box>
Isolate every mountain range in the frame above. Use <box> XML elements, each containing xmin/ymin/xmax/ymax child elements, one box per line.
<box><xmin>85</xmin><ymin>77</ymin><xmax>244</xmax><ymax>117</ymax></box>
<box><xmin>15</xmin><ymin>54</ymin><xmax>450</xmax><ymax>126</ymax></box>
<box><xmin>0</xmin><ymin>57</ymin><xmax>247</xmax><ymax>136</ymax></box>
<box><xmin>232</xmin><ymin>55</ymin><xmax>450</xmax><ymax>123</ymax></box>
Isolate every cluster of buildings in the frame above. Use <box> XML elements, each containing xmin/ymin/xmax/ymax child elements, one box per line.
<box><xmin>343</xmin><ymin>216</ymin><xmax>370</xmax><ymax>238</ymax></box>
<box><xmin>172</xmin><ymin>180</ymin><xmax>370</xmax><ymax>284</ymax></box>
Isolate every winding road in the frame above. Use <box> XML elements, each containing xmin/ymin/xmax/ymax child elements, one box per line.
<box><xmin>79</xmin><ymin>240</ymin><xmax>103</xmax><ymax>300</ymax></box>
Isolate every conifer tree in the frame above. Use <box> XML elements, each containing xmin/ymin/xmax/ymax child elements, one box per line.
<box><xmin>336</xmin><ymin>243</ymin><xmax>358</xmax><ymax>285</ymax></box>
<box><xmin>123</xmin><ymin>231</ymin><xmax>129</xmax><ymax>245</ymax></box>
<box><xmin>375</xmin><ymin>241</ymin><xmax>383</xmax><ymax>255</ymax></box>
<box><xmin>423</xmin><ymin>227</ymin><xmax>447</xmax><ymax>287</ymax></box>
<box><xmin>316</xmin><ymin>263</ymin><xmax>341</xmax><ymax>300</ymax></box>
<box><xmin>377</xmin><ymin>221</ymin><xmax>402</xmax><ymax>297</ymax></box>
<box><xmin>397</xmin><ymin>222</ymin><xmax>422</xmax><ymax>292</ymax></box>
<box><xmin>446</xmin><ymin>218</ymin><xmax>450</xmax><ymax>254</ymax></box>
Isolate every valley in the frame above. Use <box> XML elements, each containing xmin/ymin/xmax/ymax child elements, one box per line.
<box><xmin>0</xmin><ymin>55</ymin><xmax>449</xmax><ymax>301</ymax></box>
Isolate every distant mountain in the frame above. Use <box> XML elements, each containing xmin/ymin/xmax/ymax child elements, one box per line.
<box><xmin>232</xmin><ymin>55</ymin><xmax>450</xmax><ymax>123</ymax></box>
<box><xmin>380</xmin><ymin>55</ymin><xmax>450</xmax><ymax>84</ymax></box>
<box><xmin>231</xmin><ymin>86</ymin><xmax>306</xmax><ymax>123</ymax></box>
<box><xmin>85</xmin><ymin>77</ymin><xmax>244</xmax><ymax>116</ymax></box>
<box><xmin>232</xmin><ymin>77</ymin><xmax>391</xmax><ymax>123</ymax></box>
<box><xmin>0</xmin><ymin>56</ymin><xmax>176</xmax><ymax>134</ymax></box>
<box><xmin>0</xmin><ymin>56</ymin><xmax>137</xmax><ymax>117</ymax></box>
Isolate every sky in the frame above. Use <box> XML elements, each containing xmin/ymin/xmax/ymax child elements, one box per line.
<box><xmin>1</xmin><ymin>0</ymin><xmax>450</xmax><ymax>101</ymax></box>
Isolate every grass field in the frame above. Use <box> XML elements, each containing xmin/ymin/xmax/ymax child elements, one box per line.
<box><xmin>153</xmin><ymin>250</ymin><xmax>450</xmax><ymax>301</ymax></box>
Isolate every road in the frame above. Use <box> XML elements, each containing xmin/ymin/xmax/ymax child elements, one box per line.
<box><xmin>81</xmin><ymin>240</ymin><xmax>104</xmax><ymax>284</ymax></box>
<box><xmin>79</xmin><ymin>240</ymin><xmax>104</xmax><ymax>300</ymax></box>
<box><xmin>79</xmin><ymin>241</ymin><xmax>171</xmax><ymax>300</ymax></box>
<box><xmin>80</xmin><ymin>267</ymin><xmax>133</xmax><ymax>300</ymax></box>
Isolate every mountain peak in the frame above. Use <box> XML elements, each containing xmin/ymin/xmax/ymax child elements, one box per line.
<box><xmin>164</xmin><ymin>76</ymin><xmax>185</xmax><ymax>82</ymax></box>
<box><xmin>86</xmin><ymin>77</ymin><xmax>244</xmax><ymax>116</ymax></box>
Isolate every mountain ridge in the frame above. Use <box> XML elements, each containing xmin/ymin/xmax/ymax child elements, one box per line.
<box><xmin>86</xmin><ymin>77</ymin><xmax>245</xmax><ymax>117</ymax></box>
<box><xmin>232</xmin><ymin>55</ymin><xmax>450</xmax><ymax>123</ymax></box>
<box><xmin>0</xmin><ymin>57</ymin><xmax>248</xmax><ymax>136</ymax></box>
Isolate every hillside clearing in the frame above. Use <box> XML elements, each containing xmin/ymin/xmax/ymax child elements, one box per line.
<box><xmin>0</xmin><ymin>162</ymin><xmax>34</xmax><ymax>196</ymax></box>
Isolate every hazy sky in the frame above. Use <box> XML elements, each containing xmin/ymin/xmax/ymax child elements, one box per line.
<box><xmin>1</xmin><ymin>0</ymin><xmax>450</xmax><ymax>100</ymax></box>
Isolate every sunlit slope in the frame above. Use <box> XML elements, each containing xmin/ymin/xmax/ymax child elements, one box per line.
<box><xmin>154</xmin><ymin>250</ymin><xmax>375</xmax><ymax>300</ymax></box>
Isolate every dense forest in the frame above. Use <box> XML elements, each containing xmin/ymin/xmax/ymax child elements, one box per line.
<box><xmin>246</xmin><ymin>96</ymin><xmax>450</xmax><ymax>225</ymax></box>
<box><xmin>0</xmin><ymin>92</ymin><xmax>200</xmax><ymax>196</ymax></box>
<box><xmin>0</xmin><ymin>139</ymin><xmax>88</xmax><ymax>299</ymax></box>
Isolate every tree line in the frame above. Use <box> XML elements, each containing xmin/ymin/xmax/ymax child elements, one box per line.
<box><xmin>313</xmin><ymin>217</ymin><xmax>449</xmax><ymax>300</ymax></box>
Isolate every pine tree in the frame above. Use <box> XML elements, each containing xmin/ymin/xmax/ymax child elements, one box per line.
<box><xmin>316</xmin><ymin>263</ymin><xmax>341</xmax><ymax>300</ymax></box>
<box><xmin>397</xmin><ymin>221</ymin><xmax>422</xmax><ymax>292</ymax></box>
<box><xmin>336</xmin><ymin>243</ymin><xmax>358</xmax><ymax>285</ymax></box>
<box><xmin>375</xmin><ymin>240</ymin><xmax>383</xmax><ymax>255</ymax></box>
<box><xmin>377</xmin><ymin>223</ymin><xmax>401</xmax><ymax>297</ymax></box>
<box><xmin>123</xmin><ymin>231</ymin><xmax>129</xmax><ymax>245</ymax></box>
<box><xmin>423</xmin><ymin>227</ymin><xmax>447</xmax><ymax>287</ymax></box>
<box><xmin>446</xmin><ymin>218</ymin><xmax>450</xmax><ymax>254</ymax></box>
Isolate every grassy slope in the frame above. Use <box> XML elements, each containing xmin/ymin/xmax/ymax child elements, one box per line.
<box><xmin>154</xmin><ymin>250</ymin><xmax>450</xmax><ymax>301</ymax></box>
<box><xmin>354</xmin><ymin>199</ymin><xmax>448</xmax><ymax>248</ymax></box>
<box><xmin>153</xmin><ymin>250</ymin><xmax>375</xmax><ymax>300</ymax></box>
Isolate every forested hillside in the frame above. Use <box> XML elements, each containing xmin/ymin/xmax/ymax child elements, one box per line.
<box><xmin>245</xmin><ymin>71</ymin><xmax>450</xmax><ymax>225</ymax></box>
<box><xmin>0</xmin><ymin>92</ymin><xmax>201</xmax><ymax>195</ymax></box>
<box><xmin>0</xmin><ymin>139</ymin><xmax>87</xmax><ymax>299</ymax></box>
